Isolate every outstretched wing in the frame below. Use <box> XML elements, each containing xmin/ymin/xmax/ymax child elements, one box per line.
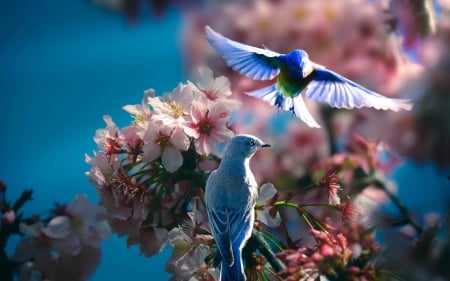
<box><xmin>205</xmin><ymin>25</ymin><xmax>282</xmax><ymax>80</ymax></box>
<box><xmin>306</xmin><ymin>67</ymin><xmax>412</xmax><ymax>111</ymax></box>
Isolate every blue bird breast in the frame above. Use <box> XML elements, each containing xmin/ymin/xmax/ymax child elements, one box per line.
<box><xmin>277</xmin><ymin>65</ymin><xmax>315</xmax><ymax>98</ymax></box>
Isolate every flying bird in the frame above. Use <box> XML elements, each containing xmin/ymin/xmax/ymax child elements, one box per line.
<box><xmin>205</xmin><ymin>134</ymin><xmax>270</xmax><ymax>281</ymax></box>
<box><xmin>205</xmin><ymin>25</ymin><xmax>412</xmax><ymax>128</ymax></box>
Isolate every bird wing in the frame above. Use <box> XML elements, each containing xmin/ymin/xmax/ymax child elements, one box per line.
<box><xmin>205</xmin><ymin>170</ymin><xmax>234</xmax><ymax>267</ymax></box>
<box><xmin>207</xmin><ymin>196</ymin><xmax>254</xmax><ymax>267</ymax></box>
<box><xmin>205</xmin><ymin>25</ymin><xmax>281</xmax><ymax>80</ymax></box>
<box><xmin>208</xmin><ymin>206</ymin><xmax>234</xmax><ymax>267</ymax></box>
<box><xmin>228</xmin><ymin>203</ymin><xmax>254</xmax><ymax>246</ymax></box>
<box><xmin>306</xmin><ymin>67</ymin><xmax>412</xmax><ymax>111</ymax></box>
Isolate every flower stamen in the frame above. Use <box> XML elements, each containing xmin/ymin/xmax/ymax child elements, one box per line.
<box><xmin>155</xmin><ymin>134</ymin><xmax>171</xmax><ymax>148</ymax></box>
<box><xmin>168</xmin><ymin>101</ymin><xmax>184</xmax><ymax>118</ymax></box>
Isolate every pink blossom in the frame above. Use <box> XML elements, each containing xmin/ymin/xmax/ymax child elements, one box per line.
<box><xmin>126</xmin><ymin>226</ymin><xmax>168</xmax><ymax>257</ymax></box>
<box><xmin>13</xmin><ymin>222</ymin><xmax>54</xmax><ymax>272</ymax></box>
<box><xmin>52</xmin><ymin>245</ymin><xmax>101</xmax><ymax>281</ymax></box>
<box><xmin>319</xmin><ymin>244</ymin><xmax>336</xmax><ymax>257</ymax></box>
<box><xmin>137</xmin><ymin>120</ymin><xmax>190</xmax><ymax>172</ymax></box>
<box><xmin>122</xmin><ymin>88</ymin><xmax>153</xmax><ymax>124</ymax></box>
<box><xmin>119</xmin><ymin>125</ymin><xmax>144</xmax><ymax>163</ymax></box>
<box><xmin>85</xmin><ymin>151</ymin><xmax>120</xmax><ymax>188</ymax></box>
<box><xmin>42</xmin><ymin>216</ymin><xmax>72</xmax><ymax>239</ymax></box>
<box><xmin>107</xmin><ymin>172</ymin><xmax>150</xmax><ymax>221</ymax></box>
<box><xmin>336</xmin><ymin>200</ymin><xmax>359</xmax><ymax>222</ymax></box>
<box><xmin>93</xmin><ymin>115</ymin><xmax>121</xmax><ymax>155</ymax></box>
<box><xmin>2</xmin><ymin>209</ymin><xmax>15</xmax><ymax>224</ymax></box>
<box><xmin>166</xmin><ymin>244</ymin><xmax>218</xmax><ymax>281</ymax></box>
<box><xmin>191</xmin><ymin>67</ymin><xmax>231</xmax><ymax>100</ymax></box>
<box><xmin>85</xmin><ymin>152</ymin><xmax>130</xmax><ymax>221</ymax></box>
<box><xmin>188</xmin><ymin>66</ymin><xmax>241</xmax><ymax>111</ymax></box>
<box><xmin>165</xmin><ymin>206</ymin><xmax>216</xmax><ymax>280</ymax></box>
<box><xmin>167</xmin><ymin>227</ymin><xmax>192</xmax><ymax>251</ymax></box>
<box><xmin>188</xmin><ymin>197</ymin><xmax>211</xmax><ymax>234</ymax></box>
<box><xmin>41</xmin><ymin>195</ymin><xmax>111</xmax><ymax>256</ymax></box>
<box><xmin>108</xmin><ymin>215</ymin><xmax>140</xmax><ymax>236</ymax></box>
<box><xmin>147</xmin><ymin>83</ymin><xmax>197</xmax><ymax>132</ymax></box>
<box><xmin>185</xmin><ymin>101</ymin><xmax>234</xmax><ymax>156</ymax></box>
<box><xmin>66</xmin><ymin>194</ymin><xmax>111</xmax><ymax>244</ymax></box>
<box><xmin>318</xmin><ymin>172</ymin><xmax>341</xmax><ymax>205</ymax></box>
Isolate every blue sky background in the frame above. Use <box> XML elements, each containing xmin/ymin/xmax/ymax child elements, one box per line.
<box><xmin>0</xmin><ymin>0</ymin><xmax>183</xmax><ymax>279</ymax></box>
<box><xmin>0</xmin><ymin>1</ymin><xmax>449</xmax><ymax>281</ymax></box>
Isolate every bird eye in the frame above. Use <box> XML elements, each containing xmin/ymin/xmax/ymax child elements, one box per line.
<box><xmin>249</xmin><ymin>139</ymin><xmax>256</xmax><ymax>146</ymax></box>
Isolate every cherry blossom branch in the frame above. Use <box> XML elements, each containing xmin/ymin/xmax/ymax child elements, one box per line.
<box><xmin>12</xmin><ymin>190</ymin><xmax>33</xmax><ymax>213</ymax></box>
<box><xmin>273</xmin><ymin>200</ymin><xmax>330</xmax><ymax>233</ymax></box>
<box><xmin>371</xmin><ymin>178</ymin><xmax>423</xmax><ymax>234</ymax></box>
<box><xmin>0</xmin><ymin>187</ymin><xmax>34</xmax><ymax>281</ymax></box>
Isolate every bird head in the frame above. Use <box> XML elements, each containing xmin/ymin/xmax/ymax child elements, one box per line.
<box><xmin>224</xmin><ymin>134</ymin><xmax>270</xmax><ymax>159</ymax></box>
<box><xmin>283</xmin><ymin>50</ymin><xmax>311</xmax><ymax>78</ymax></box>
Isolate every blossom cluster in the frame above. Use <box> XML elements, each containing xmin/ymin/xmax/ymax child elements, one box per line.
<box><xmin>11</xmin><ymin>194</ymin><xmax>110</xmax><ymax>281</ymax></box>
<box><xmin>277</xmin><ymin>225</ymin><xmax>380</xmax><ymax>281</ymax></box>
<box><xmin>85</xmin><ymin>67</ymin><xmax>241</xmax><ymax>258</ymax></box>
<box><xmin>83</xmin><ymin>67</ymin><xmax>297</xmax><ymax>280</ymax></box>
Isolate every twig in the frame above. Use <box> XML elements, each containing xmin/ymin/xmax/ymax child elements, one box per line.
<box><xmin>371</xmin><ymin>178</ymin><xmax>423</xmax><ymax>234</ymax></box>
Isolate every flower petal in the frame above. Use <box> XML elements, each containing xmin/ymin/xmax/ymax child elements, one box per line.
<box><xmin>42</xmin><ymin>216</ymin><xmax>72</xmax><ymax>239</ymax></box>
<box><xmin>256</xmin><ymin>208</ymin><xmax>281</xmax><ymax>228</ymax></box>
<box><xmin>142</xmin><ymin>142</ymin><xmax>162</xmax><ymax>162</ymax></box>
<box><xmin>257</xmin><ymin>183</ymin><xmax>277</xmax><ymax>203</ymax></box>
<box><xmin>12</xmin><ymin>238</ymin><xmax>37</xmax><ymax>262</ymax></box>
<box><xmin>68</xmin><ymin>194</ymin><xmax>90</xmax><ymax>217</ymax></box>
<box><xmin>196</xmin><ymin>67</ymin><xmax>214</xmax><ymax>90</ymax></box>
<box><xmin>122</xmin><ymin>104</ymin><xmax>139</xmax><ymax>115</ymax></box>
<box><xmin>170</xmin><ymin>127</ymin><xmax>190</xmax><ymax>151</ymax></box>
<box><xmin>19</xmin><ymin>222</ymin><xmax>43</xmax><ymax>237</ymax></box>
<box><xmin>162</xmin><ymin>146</ymin><xmax>183</xmax><ymax>173</ymax></box>
<box><xmin>213</xmin><ymin>76</ymin><xmax>231</xmax><ymax>96</ymax></box>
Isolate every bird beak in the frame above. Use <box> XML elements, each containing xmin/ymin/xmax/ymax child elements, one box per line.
<box><xmin>302</xmin><ymin>63</ymin><xmax>314</xmax><ymax>78</ymax></box>
<box><xmin>261</xmin><ymin>143</ymin><xmax>271</xmax><ymax>148</ymax></box>
<box><xmin>302</xmin><ymin>69</ymin><xmax>309</xmax><ymax>77</ymax></box>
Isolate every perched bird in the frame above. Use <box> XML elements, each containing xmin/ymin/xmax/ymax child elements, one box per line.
<box><xmin>205</xmin><ymin>25</ymin><xmax>412</xmax><ymax>128</ymax></box>
<box><xmin>205</xmin><ymin>134</ymin><xmax>270</xmax><ymax>281</ymax></box>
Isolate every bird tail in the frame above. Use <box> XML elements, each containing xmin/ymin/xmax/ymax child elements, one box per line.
<box><xmin>218</xmin><ymin>245</ymin><xmax>246</xmax><ymax>281</ymax></box>
<box><xmin>292</xmin><ymin>95</ymin><xmax>321</xmax><ymax>128</ymax></box>
<box><xmin>246</xmin><ymin>83</ymin><xmax>282</xmax><ymax>107</ymax></box>
<box><xmin>220</xmin><ymin>260</ymin><xmax>245</xmax><ymax>281</ymax></box>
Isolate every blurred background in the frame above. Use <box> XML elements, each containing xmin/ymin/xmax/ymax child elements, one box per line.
<box><xmin>0</xmin><ymin>0</ymin><xmax>184</xmax><ymax>279</ymax></box>
<box><xmin>1</xmin><ymin>0</ymin><xmax>449</xmax><ymax>280</ymax></box>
